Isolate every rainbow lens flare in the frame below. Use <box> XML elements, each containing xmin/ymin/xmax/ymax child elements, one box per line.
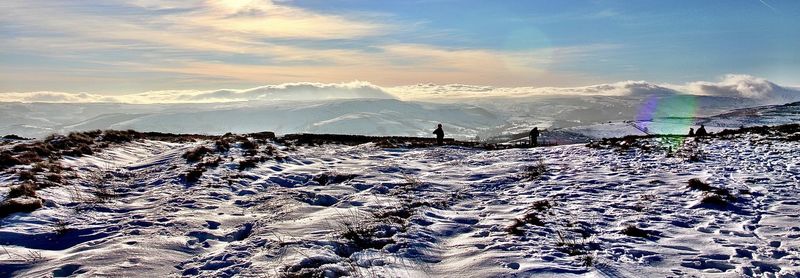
<box><xmin>635</xmin><ymin>94</ymin><xmax>698</xmax><ymax>149</ymax></box>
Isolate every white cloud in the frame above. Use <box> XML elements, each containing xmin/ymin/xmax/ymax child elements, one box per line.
<box><xmin>0</xmin><ymin>92</ymin><xmax>119</xmax><ymax>103</ymax></box>
<box><xmin>387</xmin><ymin>80</ymin><xmax>673</xmax><ymax>99</ymax></box>
<box><xmin>665</xmin><ymin>74</ymin><xmax>780</xmax><ymax>99</ymax></box>
<box><xmin>390</xmin><ymin>75</ymin><xmax>799</xmax><ymax>103</ymax></box>
<box><xmin>2</xmin><ymin>75</ymin><xmax>796</xmax><ymax>104</ymax></box>
<box><xmin>0</xmin><ymin>81</ymin><xmax>393</xmax><ymax>104</ymax></box>
<box><xmin>0</xmin><ymin>1</ymin><xmax>621</xmax><ymax>89</ymax></box>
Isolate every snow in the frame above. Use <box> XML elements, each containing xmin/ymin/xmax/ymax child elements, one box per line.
<box><xmin>1</xmin><ymin>134</ymin><xmax>799</xmax><ymax>277</ymax></box>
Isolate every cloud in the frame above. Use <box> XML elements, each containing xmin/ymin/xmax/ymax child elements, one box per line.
<box><xmin>387</xmin><ymin>80</ymin><xmax>673</xmax><ymax>99</ymax></box>
<box><xmin>0</xmin><ymin>81</ymin><xmax>394</xmax><ymax>104</ymax></box>
<box><xmin>389</xmin><ymin>75</ymin><xmax>800</xmax><ymax>103</ymax></box>
<box><xmin>1</xmin><ymin>1</ymin><xmax>622</xmax><ymax>90</ymax></box>
<box><xmin>0</xmin><ymin>92</ymin><xmax>119</xmax><ymax>103</ymax></box>
<box><xmin>665</xmin><ymin>74</ymin><xmax>781</xmax><ymax>99</ymax></box>
<box><xmin>138</xmin><ymin>44</ymin><xmax>618</xmax><ymax>86</ymax></box>
<box><xmin>2</xmin><ymin>75</ymin><xmax>796</xmax><ymax>104</ymax></box>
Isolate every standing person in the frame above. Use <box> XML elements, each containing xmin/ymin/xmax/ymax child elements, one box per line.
<box><xmin>433</xmin><ymin>124</ymin><xmax>444</xmax><ymax>146</ymax></box>
<box><xmin>529</xmin><ymin>127</ymin><xmax>539</xmax><ymax>147</ymax></box>
<box><xmin>688</xmin><ymin>128</ymin><xmax>695</xmax><ymax>136</ymax></box>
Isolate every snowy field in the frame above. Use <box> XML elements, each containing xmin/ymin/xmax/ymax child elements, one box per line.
<box><xmin>1</xmin><ymin>133</ymin><xmax>799</xmax><ymax>277</ymax></box>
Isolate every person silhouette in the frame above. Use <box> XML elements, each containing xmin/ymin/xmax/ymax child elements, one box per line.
<box><xmin>688</xmin><ymin>128</ymin><xmax>695</xmax><ymax>136</ymax></box>
<box><xmin>433</xmin><ymin>124</ymin><xmax>444</xmax><ymax>146</ymax></box>
<box><xmin>696</xmin><ymin>125</ymin><xmax>708</xmax><ymax>136</ymax></box>
<box><xmin>529</xmin><ymin>127</ymin><xmax>539</xmax><ymax>147</ymax></box>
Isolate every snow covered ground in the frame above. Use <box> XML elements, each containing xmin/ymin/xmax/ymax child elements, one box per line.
<box><xmin>1</xmin><ymin>132</ymin><xmax>799</xmax><ymax>277</ymax></box>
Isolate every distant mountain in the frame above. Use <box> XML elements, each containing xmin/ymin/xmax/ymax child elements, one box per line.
<box><xmin>1</xmin><ymin>76</ymin><xmax>797</xmax><ymax>139</ymax></box>
<box><xmin>0</xmin><ymin>99</ymin><xmax>503</xmax><ymax>139</ymax></box>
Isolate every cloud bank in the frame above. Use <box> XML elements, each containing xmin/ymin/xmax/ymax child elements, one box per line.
<box><xmin>0</xmin><ymin>75</ymin><xmax>797</xmax><ymax>104</ymax></box>
<box><xmin>390</xmin><ymin>74</ymin><xmax>799</xmax><ymax>102</ymax></box>
<box><xmin>0</xmin><ymin>82</ymin><xmax>393</xmax><ymax>104</ymax></box>
<box><xmin>665</xmin><ymin>74</ymin><xmax>790</xmax><ymax>100</ymax></box>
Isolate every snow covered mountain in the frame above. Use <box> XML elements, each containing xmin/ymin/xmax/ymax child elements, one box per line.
<box><xmin>1</xmin><ymin>75</ymin><xmax>798</xmax><ymax>139</ymax></box>
<box><xmin>0</xmin><ymin>99</ymin><xmax>502</xmax><ymax>139</ymax></box>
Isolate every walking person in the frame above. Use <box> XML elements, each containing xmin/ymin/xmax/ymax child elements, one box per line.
<box><xmin>529</xmin><ymin>127</ymin><xmax>539</xmax><ymax>147</ymax></box>
<box><xmin>433</xmin><ymin>124</ymin><xmax>445</xmax><ymax>146</ymax></box>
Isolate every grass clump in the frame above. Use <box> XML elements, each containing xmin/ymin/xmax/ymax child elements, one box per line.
<box><xmin>687</xmin><ymin>178</ymin><xmax>713</xmax><ymax>191</ymax></box>
<box><xmin>240</xmin><ymin>139</ymin><xmax>258</xmax><ymax>150</ymax></box>
<box><xmin>214</xmin><ymin>139</ymin><xmax>231</xmax><ymax>152</ymax></box>
<box><xmin>0</xmin><ymin>197</ymin><xmax>43</xmax><ymax>217</ymax></box>
<box><xmin>182</xmin><ymin>146</ymin><xmax>213</xmax><ymax>162</ymax></box>
<box><xmin>312</xmin><ymin>172</ymin><xmax>358</xmax><ymax>186</ymax></box>
<box><xmin>506</xmin><ymin>200</ymin><xmax>553</xmax><ymax>236</ymax></box>
<box><xmin>238</xmin><ymin>157</ymin><xmax>261</xmax><ymax>171</ymax></box>
<box><xmin>338</xmin><ymin>216</ymin><xmax>396</xmax><ymax>252</ymax></box>
<box><xmin>17</xmin><ymin>170</ymin><xmax>37</xmax><ymax>181</ymax></box>
<box><xmin>531</xmin><ymin>199</ymin><xmax>552</xmax><ymax>212</ymax></box>
<box><xmin>8</xmin><ymin>182</ymin><xmax>38</xmax><ymax>199</ymax></box>
<box><xmin>183</xmin><ymin>167</ymin><xmax>205</xmax><ymax>184</ymax></box>
<box><xmin>0</xmin><ymin>152</ymin><xmax>23</xmax><ymax>169</ymax></box>
<box><xmin>521</xmin><ymin>160</ymin><xmax>547</xmax><ymax>180</ymax></box>
<box><xmin>687</xmin><ymin>178</ymin><xmax>737</xmax><ymax>208</ymax></box>
<box><xmin>621</xmin><ymin>225</ymin><xmax>650</xmax><ymax>238</ymax></box>
<box><xmin>700</xmin><ymin>192</ymin><xmax>736</xmax><ymax>207</ymax></box>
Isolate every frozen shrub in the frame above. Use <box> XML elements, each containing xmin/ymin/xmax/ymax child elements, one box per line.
<box><xmin>0</xmin><ymin>152</ymin><xmax>22</xmax><ymax>169</ymax></box>
<box><xmin>197</xmin><ymin>156</ymin><xmax>223</xmax><ymax>169</ymax></box>
<box><xmin>53</xmin><ymin>219</ymin><xmax>73</xmax><ymax>236</ymax></box>
<box><xmin>580</xmin><ymin>255</ymin><xmax>595</xmax><ymax>267</ymax></box>
<box><xmin>521</xmin><ymin>160</ymin><xmax>547</xmax><ymax>180</ymax></box>
<box><xmin>338</xmin><ymin>221</ymin><xmax>396</xmax><ymax>252</ymax></box>
<box><xmin>506</xmin><ymin>219</ymin><xmax>527</xmax><ymax>236</ymax></box>
<box><xmin>687</xmin><ymin>178</ymin><xmax>713</xmax><ymax>191</ymax></box>
<box><xmin>45</xmin><ymin>173</ymin><xmax>63</xmax><ymax>183</ymax></box>
<box><xmin>522</xmin><ymin>212</ymin><xmax>544</xmax><ymax>226</ymax></box>
<box><xmin>555</xmin><ymin>230</ymin><xmax>591</xmax><ymax>256</ymax></box>
<box><xmin>313</xmin><ymin>172</ymin><xmax>358</xmax><ymax>186</ymax></box>
<box><xmin>64</xmin><ymin>143</ymin><xmax>93</xmax><ymax>157</ymax></box>
<box><xmin>0</xmin><ymin>197</ymin><xmax>43</xmax><ymax>217</ymax></box>
<box><xmin>17</xmin><ymin>170</ymin><xmax>36</xmax><ymax>181</ymax></box>
<box><xmin>16</xmin><ymin>151</ymin><xmax>42</xmax><ymax>164</ymax></box>
<box><xmin>13</xmin><ymin>142</ymin><xmax>53</xmax><ymax>157</ymax></box>
<box><xmin>700</xmin><ymin>192</ymin><xmax>736</xmax><ymax>207</ymax></box>
<box><xmin>67</xmin><ymin>132</ymin><xmax>95</xmax><ymax>145</ymax></box>
<box><xmin>8</xmin><ymin>182</ymin><xmax>37</xmax><ymax>198</ymax></box>
<box><xmin>371</xmin><ymin>206</ymin><xmax>413</xmax><ymax>223</ymax></box>
<box><xmin>240</xmin><ymin>139</ymin><xmax>258</xmax><ymax>150</ymax></box>
<box><xmin>531</xmin><ymin>199</ymin><xmax>552</xmax><ymax>212</ymax></box>
<box><xmin>506</xmin><ymin>210</ymin><xmax>545</xmax><ymax>236</ymax></box>
<box><xmin>182</xmin><ymin>146</ymin><xmax>213</xmax><ymax>162</ymax></box>
<box><xmin>183</xmin><ymin>167</ymin><xmax>205</xmax><ymax>184</ymax></box>
<box><xmin>47</xmin><ymin>161</ymin><xmax>63</xmax><ymax>173</ymax></box>
<box><xmin>687</xmin><ymin>178</ymin><xmax>736</xmax><ymax>207</ymax></box>
<box><xmin>2</xmin><ymin>134</ymin><xmax>29</xmax><ymax>140</ymax></box>
<box><xmin>100</xmin><ymin>130</ymin><xmax>139</xmax><ymax>143</ymax></box>
<box><xmin>31</xmin><ymin>163</ymin><xmax>46</xmax><ymax>173</ymax></box>
<box><xmin>214</xmin><ymin>140</ymin><xmax>230</xmax><ymax>152</ymax></box>
<box><xmin>701</xmin><ymin>194</ymin><xmax>727</xmax><ymax>206</ymax></box>
<box><xmin>621</xmin><ymin>225</ymin><xmax>649</xmax><ymax>238</ymax></box>
<box><xmin>238</xmin><ymin>158</ymin><xmax>260</xmax><ymax>171</ymax></box>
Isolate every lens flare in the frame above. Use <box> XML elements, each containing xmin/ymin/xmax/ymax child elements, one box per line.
<box><xmin>636</xmin><ymin>95</ymin><xmax>698</xmax><ymax>149</ymax></box>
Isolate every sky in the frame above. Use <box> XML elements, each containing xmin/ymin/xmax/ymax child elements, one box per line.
<box><xmin>1</xmin><ymin>0</ymin><xmax>799</xmax><ymax>95</ymax></box>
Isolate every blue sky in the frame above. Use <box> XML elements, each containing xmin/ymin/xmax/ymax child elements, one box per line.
<box><xmin>1</xmin><ymin>0</ymin><xmax>798</xmax><ymax>94</ymax></box>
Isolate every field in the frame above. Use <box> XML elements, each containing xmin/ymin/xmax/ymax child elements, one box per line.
<box><xmin>1</xmin><ymin>128</ymin><xmax>799</xmax><ymax>277</ymax></box>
